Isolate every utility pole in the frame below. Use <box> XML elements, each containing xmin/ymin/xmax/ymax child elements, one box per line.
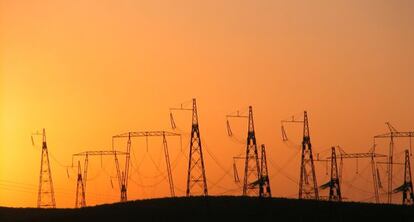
<box><xmin>259</xmin><ymin>144</ymin><xmax>271</xmax><ymax>198</ymax></box>
<box><xmin>75</xmin><ymin>161</ymin><xmax>86</xmax><ymax>208</ymax></box>
<box><xmin>227</xmin><ymin>106</ymin><xmax>261</xmax><ymax>196</ymax></box>
<box><xmin>170</xmin><ymin>98</ymin><xmax>208</xmax><ymax>196</ymax></box>
<box><xmin>33</xmin><ymin>129</ymin><xmax>56</xmax><ymax>208</ymax></box>
<box><xmin>72</xmin><ymin>150</ymin><xmax>128</xmax><ymax>203</ymax></box>
<box><xmin>374</xmin><ymin>122</ymin><xmax>414</xmax><ymax>204</ymax></box>
<box><xmin>393</xmin><ymin>150</ymin><xmax>414</xmax><ymax>205</ymax></box>
<box><xmin>299</xmin><ymin>111</ymin><xmax>319</xmax><ymax>200</ymax></box>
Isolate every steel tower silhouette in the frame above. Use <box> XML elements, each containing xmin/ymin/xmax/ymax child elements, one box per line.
<box><xmin>298</xmin><ymin>111</ymin><xmax>319</xmax><ymax>199</ymax></box>
<box><xmin>328</xmin><ymin>147</ymin><xmax>341</xmax><ymax>201</ymax></box>
<box><xmin>75</xmin><ymin>161</ymin><xmax>86</xmax><ymax>208</ymax></box>
<box><xmin>36</xmin><ymin>129</ymin><xmax>56</xmax><ymax>208</ymax></box>
<box><xmin>186</xmin><ymin>99</ymin><xmax>208</xmax><ymax>196</ymax></box>
<box><xmin>243</xmin><ymin>106</ymin><xmax>261</xmax><ymax>196</ymax></box>
<box><xmin>259</xmin><ymin>144</ymin><xmax>271</xmax><ymax>198</ymax></box>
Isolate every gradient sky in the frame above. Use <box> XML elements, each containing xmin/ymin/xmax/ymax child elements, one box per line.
<box><xmin>1</xmin><ymin>0</ymin><xmax>414</xmax><ymax>208</ymax></box>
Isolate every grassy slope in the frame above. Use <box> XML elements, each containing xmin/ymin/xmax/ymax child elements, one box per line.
<box><xmin>0</xmin><ymin>196</ymin><xmax>413</xmax><ymax>222</ymax></box>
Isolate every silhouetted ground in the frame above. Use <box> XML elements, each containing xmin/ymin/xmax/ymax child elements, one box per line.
<box><xmin>0</xmin><ymin>196</ymin><xmax>413</xmax><ymax>222</ymax></box>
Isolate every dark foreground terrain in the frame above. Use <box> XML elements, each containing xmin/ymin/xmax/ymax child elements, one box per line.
<box><xmin>0</xmin><ymin>196</ymin><xmax>413</xmax><ymax>222</ymax></box>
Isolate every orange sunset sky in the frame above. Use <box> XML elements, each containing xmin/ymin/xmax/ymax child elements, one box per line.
<box><xmin>1</xmin><ymin>0</ymin><xmax>414</xmax><ymax>208</ymax></box>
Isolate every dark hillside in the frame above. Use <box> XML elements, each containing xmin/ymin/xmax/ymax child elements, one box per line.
<box><xmin>0</xmin><ymin>196</ymin><xmax>413</xmax><ymax>222</ymax></box>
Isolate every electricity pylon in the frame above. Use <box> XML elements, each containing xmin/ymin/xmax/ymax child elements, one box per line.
<box><xmin>170</xmin><ymin>98</ymin><xmax>208</xmax><ymax>196</ymax></box>
<box><xmin>259</xmin><ymin>144</ymin><xmax>271</xmax><ymax>198</ymax></box>
<box><xmin>75</xmin><ymin>161</ymin><xmax>86</xmax><ymax>208</ymax></box>
<box><xmin>72</xmin><ymin>150</ymin><xmax>128</xmax><ymax>203</ymax></box>
<box><xmin>374</xmin><ymin>122</ymin><xmax>414</xmax><ymax>203</ymax></box>
<box><xmin>393</xmin><ymin>150</ymin><xmax>414</xmax><ymax>205</ymax></box>
<box><xmin>112</xmin><ymin>131</ymin><xmax>181</xmax><ymax>198</ymax></box>
<box><xmin>402</xmin><ymin>149</ymin><xmax>414</xmax><ymax>205</ymax></box>
<box><xmin>320</xmin><ymin>147</ymin><xmax>341</xmax><ymax>201</ymax></box>
<box><xmin>299</xmin><ymin>111</ymin><xmax>319</xmax><ymax>199</ymax></box>
<box><xmin>117</xmin><ymin>133</ymin><xmax>131</xmax><ymax>202</ymax></box>
<box><xmin>237</xmin><ymin>144</ymin><xmax>271</xmax><ymax>197</ymax></box>
<box><xmin>227</xmin><ymin>106</ymin><xmax>261</xmax><ymax>196</ymax></box>
<box><xmin>243</xmin><ymin>106</ymin><xmax>261</xmax><ymax>196</ymax></box>
<box><xmin>280</xmin><ymin>112</ymin><xmax>318</xmax><ymax>199</ymax></box>
<box><xmin>33</xmin><ymin>129</ymin><xmax>56</xmax><ymax>208</ymax></box>
<box><xmin>323</xmin><ymin>146</ymin><xmax>386</xmax><ymax>203</ymax></box>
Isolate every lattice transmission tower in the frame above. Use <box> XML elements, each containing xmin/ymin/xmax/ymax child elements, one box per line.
<box><xmin>33</xmin><ymin>128</ymin><xmax>56</xmax><ymax>208</ymax></box>
<box><xmin>75</xmin><ymin>161</ymin><xmax>86</xmax><ymax>208</ymax></box>
<box><xmin>112</xmin><ymin>131</ymin><xmax>180</xmax><ymax>198</ymax></box>
<box><xmin>374</xmin><ymin>122</ymin><xmax>414</xmax><ymax>204</ymax></box>
<box><xmin>320</xmin><ymin>147</ymin><xmax>341</xmax><ymax>201</ymax></box>
<box><xmin>393</xmin><ymin>150</ymin><xmax>414</xmax><ymax>205</ymax></box>
<box><xmin>259</xmin><ymin>144</ymin><xmax>271</xmax><ymax>198</ymax></box>
<box><xmin>280</xmin><ymin>111</ymin><xmax>318</xmax><ymax>199</ymax></box>
<box><xmin>72</xmin><ymin>150</ymin><xmax>128</xmax><ymax>203</ymax></box>
<box><xmin>170</xmin><ymin>98</ymin><xmax>208</xmax><ymax>196</ymax></box>
<box><xmin>298</xmin><ymin>111</ymin><xmax>319</xmax><ymax>199</ymax></box>
<box><xmin>226</xmin><ymin>106</ymin><xmax>261</xmax><ymax>196</ymax></box>
<box><xmin>243</xmin><ymin>106</ymin><xmax>260</xmax><ymax>196</ymax></box>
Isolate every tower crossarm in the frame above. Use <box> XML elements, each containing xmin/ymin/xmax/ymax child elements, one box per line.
<box><xmin>113</xmin><ymin>131</ymin><xmax>181</xmax><ymax>138</ymax></box>
<box><xmin>280</xmin><ymin>114</ymin><xmax>305</xmax><ymax>141</ymax></box>
<box><xmin>73</xmin><ymin>150</ymin><xmax>128</xmax><ymax>157</ymax></box>
<box><xmin>328</xmin><ymin>153</ymin><xmax>387</xmax><ymax>159</ymax></box>
<box><xmin>72</xmin><ymin>150</ymin><xmax>128</xmax><ymax>166</ymax></box>
<box><xmin>226</xmin><ymin>110</ymin><xmax>249</xmax><ymax>137</ymax></box>
<box><xmin>374</xmin><ymin>132</ymin><xmax>414</xmax><ymax>138</ymax></box>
